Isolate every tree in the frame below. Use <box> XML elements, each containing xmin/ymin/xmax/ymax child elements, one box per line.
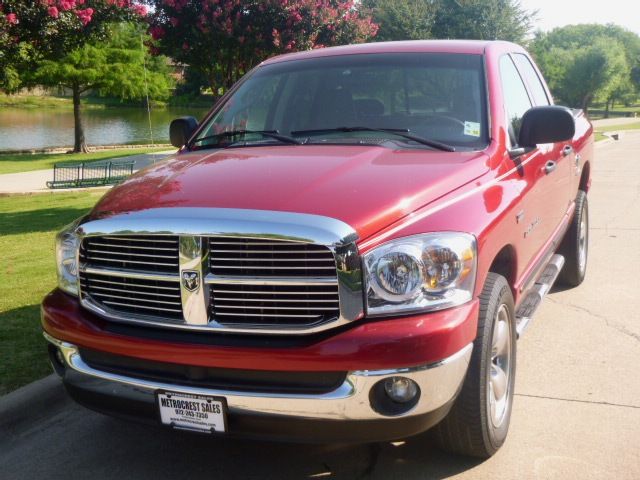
<box><xmin>432</xmin><ymin>0</ymin><xmax>535</xmax><ymax>43</ymax></box>
<box><xmin>0</xmin><ymin>1</ymin><xmax>149</xmax><ymax>151</ymax></box>
<box><xmin>363</xmin><ymin>0</ymin><xmax>535</xmax><ymax>44</ymax></box>
<box><xmin>560</xmin><ymin>39</ymin><xmax>628</xmax><ymax>112</ymax></box>
<box><xmin>362</xmin><ymin>0</ymin><xmax>435</xmax><ymax>42</ymax></box>
<box><xmin>145</xmin><ymin>0</ymin><xmax>378</xmax><ymax>92</ymax></box>
<box><xmin>31</xmin><ymin>23</ymin><xmax>173</xmax><ymax>152</ymax></box>
<box><xmin>531</xmin><ymin>24</ymin><xmax>640</xmax><ymax>113</ymax></box>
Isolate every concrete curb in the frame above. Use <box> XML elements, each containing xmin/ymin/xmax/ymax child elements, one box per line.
<box><xmin>0</xmin><ymin>374</ymin><xmax>67</xmax><ymax>431</ymax></box>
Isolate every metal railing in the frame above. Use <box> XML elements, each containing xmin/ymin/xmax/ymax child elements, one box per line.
<box><xmin>47</xmin><ymin>160</ymin><xmax>135</xmax><ymax>189</ymax></box>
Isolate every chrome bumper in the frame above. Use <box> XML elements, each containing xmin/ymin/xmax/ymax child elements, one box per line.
<box><xmin>44</xmin><ymin>331</ymin><xmax>471</xmax><ymax>422</ymax></box>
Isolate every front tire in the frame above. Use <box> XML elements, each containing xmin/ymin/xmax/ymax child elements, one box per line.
<box><xmin>434</xmin><ymin>273</ymin><xmax>517</xmax><ymax>458</ymax></box>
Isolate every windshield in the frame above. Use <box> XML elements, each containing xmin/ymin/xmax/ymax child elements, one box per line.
<box><xmin>193</xmin><ymin>52</ymin><xmax>488</xmax><ymax>150</ymax></box>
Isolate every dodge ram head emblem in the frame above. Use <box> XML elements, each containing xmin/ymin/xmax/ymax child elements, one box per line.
<box><xmin>181</xmin><ymin>270</ymin><xmax>200</xmax><ymax>292</ymax></box>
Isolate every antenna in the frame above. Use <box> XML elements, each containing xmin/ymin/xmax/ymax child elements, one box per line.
<box><xmin>141</xmin><ymin>34</ymin><xmax>154</xmax><ymax>147</ymax></box>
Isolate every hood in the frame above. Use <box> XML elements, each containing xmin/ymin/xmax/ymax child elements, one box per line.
<box><xmin>91</xmin><ymin>145</ymin><xmax>489</xmax><ymax>241</ymax></box>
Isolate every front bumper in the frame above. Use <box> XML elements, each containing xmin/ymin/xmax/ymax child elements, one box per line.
<box><xmin>42</xmin><ymin>289</ymin><xmax>478</xmax><ymax>442</ymax></box>
<box><xmin>44</xmin><ymin>331</ymin><xmax>472</xmax><ymax>442</ymax></box>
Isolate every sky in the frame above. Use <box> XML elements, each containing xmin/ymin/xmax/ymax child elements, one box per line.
<box><xmin>522</xmin><ymin>0</ymin><xmax>640</xmax><ymax>35</ymax></box>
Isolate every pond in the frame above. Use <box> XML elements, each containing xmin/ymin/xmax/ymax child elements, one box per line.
<box><xmin>0</xmin><ymin>107</ymin><xmax>211</xmax><ymax>151</ymax></box>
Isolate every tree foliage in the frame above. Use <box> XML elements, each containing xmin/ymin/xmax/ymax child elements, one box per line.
<box><xmin>31</xmin><ymin>22</ymin><xmax>173</xmax><ymax>151</ymax></box>
<box><xmin>145</xmin><ymin>0</ymin><xmax>378</xmax><ymax>92</ymax></box>
<box><xmin>33</xmin><ymin>23</ymin><xmax>172</xmax><ymax>102</ymax></box>
<box><xmin>361</xmin><ymin>0</ymin><xmax>435</xmax><ymax>42</ymax></box>
<box><xmin>364</xmin><ymin>0</ymin><xmax>535</xmax><ymax>44</ymax></box>
<box><xmin>0</xmin><ymin>1</ymin><xmax>147</xmax><ymax>91</ymax></box>
<box><xmin>531</xmin><ymin>24</ymin><xmax>640</xmax><ymax>112</ymax></box>
<box><xmin>433</xmin><ymin>0</ymin><xmax>535</xmax><ymax>43</ymax></box>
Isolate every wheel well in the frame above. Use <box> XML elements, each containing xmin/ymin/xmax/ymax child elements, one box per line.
<box><xmin>579</xmin><ymin>161</ymin><xmax>590</xmax><ymax>192</ymax></box>
<box><xmin>488</xmin><ymin>246</ymin><xmax>516</xmax><ymax>291</ymax></box>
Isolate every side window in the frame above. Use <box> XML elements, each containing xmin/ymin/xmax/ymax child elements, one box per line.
<box><xmin>513</xmin><ymin>53</ymin><xmax>550</xmax><ymax>106</ymax></box>
<box><xmin>499</xmin><ymin>55</ymin><xmax>532</xmax><ymax>145</ymax></box>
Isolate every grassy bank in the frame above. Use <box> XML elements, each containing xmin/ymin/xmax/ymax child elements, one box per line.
<box><xmin>0</xmin><ymin>192</ymin><xmax>103</xmax><ymax>395</ymax></box>
<box><xmin>597</xmin><ymin>122</ymin><xmax>640</xmax><ymax>132</ymax></box>
<box><xmin>0</xmin><ymin>93</ymin><xmax>214</xmax><ymax>110</ymax></box>
<box><xmin>594</xmin><ymin>121</ymin><xmax>640</xmax><ymax>142</ymax></box>
<box><xmin>0</xmin><ymin>94</ymin><xmax>166</xmax><ymax>109</ymax></box>
<box><xmin>0</xmin><ymin>147</ymin><xmax>170</xmax><ymax>175</ymax></box>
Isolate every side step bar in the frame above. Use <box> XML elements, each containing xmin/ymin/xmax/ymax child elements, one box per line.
<box><xmin>515</xmin><ymin>254</ymin><xmax>565</xmax><ymax>338</ymax></box>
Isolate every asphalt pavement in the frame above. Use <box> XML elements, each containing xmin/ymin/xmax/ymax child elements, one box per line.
<box><xmin>1</xmin><ymin>134</ymin><xmax>639</xmax><ymax>479</ymax></box>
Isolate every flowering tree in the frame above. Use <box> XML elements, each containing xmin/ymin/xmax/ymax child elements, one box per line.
<box><xmin>0</xmin><ymin>1</ymin><xmax>153</xmax><ymax>152</ymax></box>
<box><xmin>146</xmin><ymin>0</ymin><xmax>378</xmax><ymax>92</ymax></box>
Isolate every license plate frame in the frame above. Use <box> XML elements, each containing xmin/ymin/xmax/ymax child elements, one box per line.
<box><xmin>155</xmin><ymin>390</ymin><xmax>228</xmax><ymax>434</ymax></box>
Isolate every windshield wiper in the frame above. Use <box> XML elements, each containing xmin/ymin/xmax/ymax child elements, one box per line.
<box><xmin>290</xmin><ymin>126</ymin><xmax>456</xmax><ymax>152</ymax></box>
<box><xmin>190</xmin><ymin>129</ymin><xmax>301</xmax><ymax>148</ymax></box>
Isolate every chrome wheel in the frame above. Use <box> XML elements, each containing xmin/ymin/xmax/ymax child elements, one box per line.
<box><xmin>488</xmin><ymin>304</ymin><xmax>512</xmax><ymax>429</ymax></box>
<box><xmin>578</xmin><ymin>204</ymin><xmax>588</xmax><ymax>273</ymax></box>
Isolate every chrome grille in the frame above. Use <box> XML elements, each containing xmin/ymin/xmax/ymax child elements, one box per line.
<box><xmin>209</xmin><ymin>237</ymin><xmax>340</xmax><ymax>326</ymax></box>
<box><xmin>79</xmin><ymin>272</ymin><xmax>183</xmax><ymax>320</ymax></box>
<box><xmin>210</xmin><ymin>283</ymin><xmax>340</xmax><ymax>327</ymax></box>
<box><xmin>209</xmin><ymin>237</ymin><xmax>336</xmax><ymax>277</ymax></box>
<box><xmin>78</xmin><ymin>233</ymin><xmax>342</xmax><ymax>330</ymax></box>
<box><xmin>79</xmin><ymin>235</ymin><xmax>182</xmax><ymax>320</ymax></box>
<box><xmin>81</xmin><ymin>235</ymin><xmax>179</xmax><ymax>274</ymax></box>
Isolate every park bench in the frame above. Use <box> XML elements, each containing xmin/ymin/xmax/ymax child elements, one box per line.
<box><xmin>46</xmin><ymin>160</ymin><xmax>135</xmax><ymax>189</ymax></box>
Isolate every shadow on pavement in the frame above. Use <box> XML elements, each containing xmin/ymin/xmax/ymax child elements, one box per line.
<box><xmin>0</xmin><ymin>397</ymin><xmax>483</xmax><ymax>479</ymax></box>
<box><xmin>75</xmin><ymin>415</ymin><xmax>482</xmax><ymax>479</ymax></box>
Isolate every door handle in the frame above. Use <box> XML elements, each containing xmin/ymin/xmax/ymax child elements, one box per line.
<box><xmin>544</xmin><ymin>160</ymin><xmax>557</xmax><ymax>174</ymax></box>
<box><xmin>562</xmin><ymin>145</ymin><xmax>573</xmax><ymax>157</ymax></box>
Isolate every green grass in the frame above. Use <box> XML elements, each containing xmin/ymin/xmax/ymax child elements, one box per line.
<box><xmin>0</xmin><ymin>147</ymin><xmax>170</xmax><ymax>175</ymax></box>
<box><xmin>597</xmin><ymin>122</ymin><xmax>640</xmax><ymax>133</ymax></box>
<box><xmin>0</xmin><ymin>94</ymin><xmax>167</xmax><ymax>109</ymax></box>
<box><xmin>0</xmin><ymin>191</ymin><xmax>103</xmax><ymax>395</ymax></box>
<box><xmin>593</xmin><ymin>122</ymin><xmax>640</xmax><ymax>142</ymax></box>
<box><xmin>595</xmin><ymin>132</ymin><xmax>608</xmax><ymax>142</ymax></box>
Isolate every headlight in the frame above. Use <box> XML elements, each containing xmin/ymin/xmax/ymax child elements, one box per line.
<box><xmin>364</xmin><ymin>232</ymin><xmax>477</xmax><ymax>316</ymax></box>
<box><xmin>55</xmin><ymin>222</ymin><xmax>81</xmax><ymax>296</ymax></box>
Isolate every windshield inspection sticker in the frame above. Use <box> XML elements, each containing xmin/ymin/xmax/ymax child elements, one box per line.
<box><xmin>464</xmin><ymin>121</ymin><xmax>481</xmax><ymax>137</ymax></box>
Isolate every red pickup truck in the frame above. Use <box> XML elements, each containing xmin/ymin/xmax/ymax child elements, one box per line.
<box><xmin>43</xmin><ymin>40</ymin><xmax>593</xmax><ymax>458</ymax></box>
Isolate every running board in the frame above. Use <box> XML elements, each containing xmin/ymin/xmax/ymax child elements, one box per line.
<box><xmin>515</xmin><ymin>254</ymin><xmax>565</xmax><ymax>338</ymax></box>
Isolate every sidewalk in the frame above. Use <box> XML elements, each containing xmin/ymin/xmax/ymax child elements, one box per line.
<box><xmin>0</xmin><ymin>150</ymin><xmax>175</xmax><ymax>194</ymax></box>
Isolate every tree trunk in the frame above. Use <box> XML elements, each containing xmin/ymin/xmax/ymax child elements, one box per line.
<box><xmin>581</xmin><ymin>95</ymin><xmax>592</xmax><ymax>115</ymax></box>
<box><xmin>604</xmin><ymin>98</ymin><xmax>610</xmax><ymax>119</ymax></box>
<box><xmin>72</xmin><ymin>84</ymin><xmax>88</xmax><ymax>153</ymax></box>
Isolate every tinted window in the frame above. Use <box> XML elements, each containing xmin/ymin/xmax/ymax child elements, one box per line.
<box><xmin>513</xmin><ymin>53</ymin><xmax>550</xmax><ymax>106</ymax></box>
<box><xmin>499</xmin><ymin>55</ymin><xmax>532</xmax><ymax>144</ymax></box>
<box><xmin>196</xmin><ymin>53</ymin><xmax>488</xmax><ymax>150</ymax></box>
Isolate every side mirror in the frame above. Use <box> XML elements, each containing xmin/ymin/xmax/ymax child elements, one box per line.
<box><xmin>169</xmin><ymin>116</ymin><xmax>199</xmax><ymax>148</ymax></box>
<box><xmin>518</xmin><ymin>106</ymin><xmax>575</xmax><ymax>148</ymax></box>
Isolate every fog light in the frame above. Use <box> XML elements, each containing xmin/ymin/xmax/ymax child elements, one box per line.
<box><xmin>384</xmin><ymin>377</ymin><xmax>419</xmax><ymax>403</ymax></box>
<box><xmin>370</xmin><ymin>376</ymin><xmax>421</xmax><ymax>416</ymax></box>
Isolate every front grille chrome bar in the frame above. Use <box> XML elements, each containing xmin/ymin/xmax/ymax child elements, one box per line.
<box><xmin>83</xmin><ymin>266</ymin><xmax>179</xmax><ymax>282</ymax></box>
<box><xmin>205</xmin><ymin>274</ymin><xmax>338</xmax><ymax>286</ymax></box>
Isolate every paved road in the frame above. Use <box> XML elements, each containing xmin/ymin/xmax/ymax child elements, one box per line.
<box><xmin>2</xmin><ymin>135</ymin><xmax>639</xmax><ymax>479</ymax></box>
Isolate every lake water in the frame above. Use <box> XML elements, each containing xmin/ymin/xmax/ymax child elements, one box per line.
<box><xmin>0</xmin><ymin>107</ymin><xmax>210</xmax><ymax>151</ymax></box>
